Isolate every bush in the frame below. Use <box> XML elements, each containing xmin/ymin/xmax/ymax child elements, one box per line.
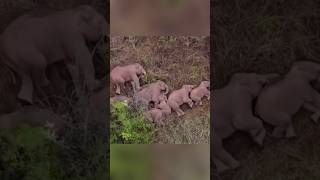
<box><xmin>0</xmin><ymin>126</ymin><xmax>108</xmax><ymax>180</ymax></box>
<box><xmin>111</xmin><ymin>101</ymin><xmax>156</xmax><ymax>144</ymax></box>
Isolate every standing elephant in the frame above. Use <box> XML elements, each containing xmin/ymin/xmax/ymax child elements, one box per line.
<box><xmin>110</xmin><ymin>63</ymin><xmax>146</xmax><ymax>95</ymax></box>
<box><xmin>136</xmin><ymin>80</ymin><xmax>169</xmax><ymax>107</ymax></box>
<box><xmin>212</xmin><ymin>73</ymin><xmax>279</xmax><ymax>173</ymax></box>
<box><xmin>168</xmin><ymin>85</ymin><xmax>195</xmax><ymax>116</ymax></box>
<box><xmin>255</xmin><ymin>61</ymin><xmax>320</xmax><ymax>138</ymax></box>
<box><xmin>0</xmin><ymin>5</ymin><xmax>107</xmax><ymax>103</ymax></box>
<box><xmin>144</xmin><ymin>95</ymin><xmax>171</xmax><ymax>126</ymax></box>
<box><xmin>190</xmin><ymin>81</ymin><xmax>210</xmax><ymax>106</ymax></box>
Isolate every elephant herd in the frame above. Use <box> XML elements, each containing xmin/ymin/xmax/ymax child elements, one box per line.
<box><xmin>110</xmin><ymin>63</ymin><xmax>210</xmax><ymax>126</ymax></box>
<box><xmin>213</xmin><ymin>60</ymin><xmax>320</xmax><ymax>173</ymax></box>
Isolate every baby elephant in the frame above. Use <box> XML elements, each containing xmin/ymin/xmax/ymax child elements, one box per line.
<box><xmin>212</xmin><ymin>73</ymin><xmax>279</xmax><ymax>173</ymax></box>
<box><xmin>256</xmin><ymin>61</ymin><xmax>320</xmax><ymax>138</ymax></box>
<box><xmin>136</xmin><ymin>80</ymin><xmax>169</xmax><ymax>107</ymax></box>
<box><xmin>110</xmin><ymin>63</ymin><xmax>146</xmax><ymax>95</ymax></box>
<box><xmin>168</xmin><ymin>85</ymin><xmax>195</xmax><ymax>116</ymax></box>
<box><xmin>144</xmin><ymin>95</ymin><xmax>171</xmax><ymax>126</ymax></box>
<box><xmin>190</xmin><ymin>81</ymin><xmax>210</xmax><ymax>106</ymax></box>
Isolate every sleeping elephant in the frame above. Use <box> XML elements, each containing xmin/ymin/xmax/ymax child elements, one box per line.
<box><xmin>135</xmin><ymin>80</ymin><xmax>169</xmax><ymax>107</ymax></box>
<box><xmin>110</xmin><ymin>63</ymin><xmax>147</xmax><ymax>95</ymax></box>
<box><xmin>212</xmin><ymin>73</ymin><xmax>279</xmax><ymax>173</ymax></box>
<box><xmin>255</xmin><ymin>60</ymin><xmax>320</xmax><ymax>138</ymax></box>
<box><xmin>0</xmin><ymin>5</ymin><xmax>107</xmax><ymax>103</ymax></box>
<box><xmin>168</xmin><ymin>85</ymin><xmax>195</xmax><ymax>116</ymax></box>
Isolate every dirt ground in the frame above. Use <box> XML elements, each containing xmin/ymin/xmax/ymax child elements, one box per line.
<box><xmin>110</xmin><ymin>36</ymin><xmax>210</xmax><ymax>144</ymax></box>
<box><xmin>212</xmin><ymin>0</ymin><xmax>320</xmax><ymax>179</ymax></box>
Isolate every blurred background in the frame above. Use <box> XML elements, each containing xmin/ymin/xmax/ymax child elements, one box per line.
<box><xmin>110</xmin><ymin>144</ymin><xmax>210</xmax><ymax>180</ymax></box>
<box><xmin>110</xmin><ymin>0</ymin><xmax>209</xmax><ymax>35</ymax></box>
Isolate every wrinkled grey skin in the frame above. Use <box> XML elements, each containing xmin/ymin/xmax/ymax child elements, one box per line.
<box><xmin>212</xmin><ymin>73</ymin><xmax>279</xmax><ymax>173</ymax></box>
<box><xmin>110</xmin><ymin>63</ymin><xmax>147</xmax><ymax>95</ymax></box>
<box><xmin>190</xmin><ymin>81</ymin><xmax>210</xmax><ymax>106</ymax></box>
<box><xmin>144</xmin><ymin>95</ymin><xmax>171</xmax><ymax>126</ymax></box>
<box><xmin>0</xmin><ymin>5</ymin><xmax>107</xmax><ymax>103</ymax></box>
<box><xmin>256</xmin><ymin>61</ymin><xmax>320</xmax><ymax>138</ymax></box>
<box><xmin>136</xmin><ymin>80</ymin><xmax>169</xmax><ymax>107</ymax></box>
<box><xmin>168</xmin><ymin>85</ymin><xmax>195</xmax><ymax>116</ymax></box>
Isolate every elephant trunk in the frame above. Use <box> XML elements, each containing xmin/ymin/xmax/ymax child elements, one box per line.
<box><xmin>164</xmin><ymin>84</ymin><xmax>169</xmax><ymax>94</ymax></box>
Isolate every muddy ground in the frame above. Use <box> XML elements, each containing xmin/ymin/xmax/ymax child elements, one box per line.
<box><xmin>110</xmin><ymin>36</ymin><xmax>210</xmax><ymax>144</ymax></box>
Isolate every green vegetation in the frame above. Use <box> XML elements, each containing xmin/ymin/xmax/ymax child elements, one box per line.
<box><xmin>111</xmin><ymin>101</ymin><xmax>156</xmax><ymax>144</ymax></box>
<box><xmin>0</xmin><ymin>126</ymin><xmax>108</xmax><ymax>180</ymax></box>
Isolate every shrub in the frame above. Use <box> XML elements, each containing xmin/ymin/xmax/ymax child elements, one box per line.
<box><xmin>111</xmin><ymin>101</ymin><xmax>156</xmax><ymax>144</ymax></box>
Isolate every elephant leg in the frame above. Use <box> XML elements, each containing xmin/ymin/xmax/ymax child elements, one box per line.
<box><xmin>131</xmin><ymin>75</ymin><xmax>141</xmax><ymax>91</ymax></box>
<box><xmin>272</xmin><ymin>125</ymin><xmax>287</xmax><ymax>138</ymax></box>
<box><xmin>177</xmin><ymin>108</ymin><xmax>185</xmax><ymax>116</ymax></box>
<box><xmin>130</xmin><ymin>81</ymin><xmax>137</xmax><ymax>93</ymax></box>
<box><xmin>17</xmin><ymin>70</ymin><xmax>34</xmax><ymax>103</ymax></box>
<box><xmin>212</xmin><ymin>156</ymin><xmax>229</xmax><ymax>173</ymax></box>
<box><xmin>234</xmin><ymin>117</ymin><xmax>265</xmax><ymax>146</ymax></box>
<box><xmin>67</xmin><ymin>64</ymin><xmax>82</xmax><ymax>96</ymax></box>
<box><xmin>285</xmin><ymin>123</ymin><xmax>297</xmax><ymax>138</ymax></box>
<box><xmin>303</xmin><ymin>102</ymin><xmax>320</xmax><ymax>123</ymax></box>
<box><xmin>212</xmin><ymin>136</ymin><xmax>239</xmax><ymax>172</ymax></box>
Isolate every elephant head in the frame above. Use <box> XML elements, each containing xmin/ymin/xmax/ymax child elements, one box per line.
<box><xmin>133</xmin><ymin>63</ymin><xmax>147</xmax><ymax>77</ymax></box>
<box><xmin>76</xmin><ymin>5</ymin><xmax>108</xmax><ymax>42</ymax></box>
<box><xmin>158</xmin><ymin>94</ymin><xmax>168</xmax><ymax>102</ymax></box>
<box><xmin>200</xmin><ymin>81</ymin><xmax>210</xmax><ymax>89</ymax></box>
<box><xmin>231</xmin><ymin>73</ymin><xmax>279</xmax><ymax>97</ymax></box>
<box><xmin>290</xmin><ymin>61</ymin><xmax>320</xmax><ymax>82</ymax></box>
<box><xmin>182</xmin><ymin>85</ymin><xmax>196</xmax><ymax>93</ymax></box>
<box><xmin>156</xmin><ymin>80</ymin><xmax>169</xmax><ymax>94</ymax></box>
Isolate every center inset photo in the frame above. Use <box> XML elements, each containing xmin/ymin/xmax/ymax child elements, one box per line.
<box><xmin>110</xmin><ymin>36</ymin><xmax>210</xmax><ymax>144</ymax></box>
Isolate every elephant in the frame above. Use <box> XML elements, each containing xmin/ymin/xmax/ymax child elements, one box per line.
<box><xmin>110</xmin><ymin>63</ymin><xmax>147</xmax><ymax>95</ymax></box>
<box><xmin>144</xmin><ymin>95</ymin><xmax>171</xmax><ymax>126</ymax></box>
<box><xmin>168</xmin><ymin>85</ymin><xmax>195</xmax><ymax>116</ymax></box>
<box><xmin>255</xmin><ymin>61</ymin><xmax>320</xmax><ymax>138</ymax></box>
<box><xmin>0</xmin><ymin>5</ymin><xmax>107</xmax><ymax>103</ymax></box>
<box><xmin>212</xmin><ymin>72</ymin><xmax>279</xmax><ymax>173</ymax></box>
<box><xmin>190</xmin><ymin>81</ymin><xmax>210</xmax><ymax>106</ymax></box>
<box><xmin>135</xmin><ymin>80</ymin><xmax>169</xmax><ymax>107</ymax></box>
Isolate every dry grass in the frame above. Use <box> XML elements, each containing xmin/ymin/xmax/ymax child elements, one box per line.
<box><xmin>212</xmin><ymin>0</ymin><xmax>320</xmax><ymax>179</ymax></box>
<box><xmin>110</xmin><ymin>36</ymin><xmax>210</xmax><ymax>144</ymax></box>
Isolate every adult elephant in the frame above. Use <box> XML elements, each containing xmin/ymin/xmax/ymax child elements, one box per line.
<box><xmin>135</xmin><ymin>80</ymin><xmax>169</xmax><ymax>107</ymax></box>
<box><xmin>255</xmin><ymin>60</ymin><xmax>320</xmax><ymax>138</ymax></box>
<box><xmin>0</xmin><ymin>5</ymin><xmax>108</xmax><ymax>103</ymax></box>
<box><xmin>212</xmin><ymin>72</ymin><xmax>279</xmax><ymax>173</ymax></box>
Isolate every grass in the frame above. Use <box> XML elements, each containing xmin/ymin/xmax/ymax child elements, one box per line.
<box><xmin>212</xmin><ymin>0</ymin><xmax>320</xmax><ymax>179</ymax></box>
<box><xmin>110</xmin><ymin>36</ymin><xmax>210</xmax><ymax>144</ymax></box>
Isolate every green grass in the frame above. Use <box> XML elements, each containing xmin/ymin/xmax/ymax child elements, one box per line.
<box><xmin>111</xmin><ymin>101</ymin><xmax>156</xmax><ymax>144</ymax></box>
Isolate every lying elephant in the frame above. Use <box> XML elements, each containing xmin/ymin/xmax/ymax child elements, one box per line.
<box><xmin>136</xmin><ymin>80</ymin><xmax>169</xmax><ymax>107</ymax></box>
<box><xmin>0</xmin><ymin>5</ymin><xmax>107</xmax><ymax>103</ymax></box>
<box><xmin>110</xmin><ymin>63</ymin><xmax>146</xmax><ymax>95</ymax></box>
<box><xmin>144</xmin><ymin>95</ymin><xmax>171</xmax><ymax>126</ymax></box>
<box><xmin>190</xmin><ymin>81</ymin><xmax>210</xmax><ymax>106</ymax></box>
<box><xmin>0</xmin><ymin>106</ymin><xmax>65</xmax><ymax>134</ymax></box>
<box><xmin>168</xmin><ymin>85</ymin><xmax>195</xmax><ymax>116</ymax></box>
<box><xmin>212</xmin><ymin>73</ymin><xmax>279</xmax><ymax>173</ymax></box>
<box><xmin>256</xmin><ymin>61</ymin><xmax>320</xmax><ymax>138</ymax></box>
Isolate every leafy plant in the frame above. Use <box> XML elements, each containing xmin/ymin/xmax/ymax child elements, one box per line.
<box><xmin>111</xmin><ymin>101</ymin><xmax>156</xmax><ymax>144</ymax></box>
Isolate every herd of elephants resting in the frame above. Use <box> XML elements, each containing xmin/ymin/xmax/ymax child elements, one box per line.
<box><xmin>110</xmin><ymin>63</ymin><xmax>210</xmax><ymax>126</ymax></box>
<box><xmin>0</xmin><ymin>5</ymin><xmax>108</xmax><ymax>132</ymax></box>
<box><xmin>213</xmin><ymin>60</ymin><xmax>320</xmax><ymax>173</ymax></box>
